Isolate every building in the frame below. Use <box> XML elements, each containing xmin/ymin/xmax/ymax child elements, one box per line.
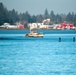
<box><xmin>55</xmin><ymin>23</ymin><xmax>76</xmax><ymax>30</ymax></box>
<box><xmin>0</xmin><ymin>23</ymin><xmax>24</xmax><ymax>29</ymax></box>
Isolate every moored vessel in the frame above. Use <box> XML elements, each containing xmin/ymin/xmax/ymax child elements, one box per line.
<box><xmin>26</xmin><ymin>31</ymin><xmax>43</xmax><ymax>37</ymax></box>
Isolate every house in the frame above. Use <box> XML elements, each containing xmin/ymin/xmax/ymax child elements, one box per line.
<box><xmin>0</xmin><ymin>23</ymin><xmax>24</xmax><ymax>29</ymax></box>
<box><xmin>55</xmin><ymin>23</ymin><xmax>76</xmax><ymax>30</ymax></box>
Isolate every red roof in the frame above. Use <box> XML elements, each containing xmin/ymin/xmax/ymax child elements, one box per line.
<box><xmin>56</xmin><ymin>23</ymin><xmax>74</xmax><ymax>29</ymax></box>
<box><xmin>69</xmin><ymin>24</ymin><xmax>73</xmax><ymax>27</ymax></box>
<box><xmin>19</xmin><ymin>25</ymin><xmax>24</xmax><ymax>29</ymax></box>
<box><xmin>61</xmin><ymin>23</ymin><xmax>67</xmax><ymax>27</ymax></box>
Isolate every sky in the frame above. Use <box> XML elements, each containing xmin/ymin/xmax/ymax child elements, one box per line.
<box><xmin>0</xmin><ymin>0</ymin><xmax>76</xmax><ymax>15</ymax></box>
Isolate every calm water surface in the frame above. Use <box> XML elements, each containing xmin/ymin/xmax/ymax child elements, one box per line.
<box><xmin>0</xmin><ymin>30</ymin><xmax>76</xmax><ymax>75</ymax></box>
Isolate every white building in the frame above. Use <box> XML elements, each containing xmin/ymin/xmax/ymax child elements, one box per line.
<box><xmin>1</xmin><ymin>23</ymin><xmax>18</xmax><ymax>29</ymax></box>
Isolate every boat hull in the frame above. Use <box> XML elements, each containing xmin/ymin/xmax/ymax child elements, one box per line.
<box><xmin>26</xmin><ymin>34</ymin><xmax>43</xmax><ymax>38</ymax></box>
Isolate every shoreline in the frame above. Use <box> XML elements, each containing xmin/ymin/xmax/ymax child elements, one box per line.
<box><xmin>0</xmin><ymin>29</ymin><xmax>76</xmax><ymax>30</ymax></box>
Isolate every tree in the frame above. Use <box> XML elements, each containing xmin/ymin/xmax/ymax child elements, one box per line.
<box><xmin>31</xmin><ymin>15</ymin><xmax>36</xmax><ymax>23</ymax></box>
<box><xmin>55</xmin><ymin>14</ymin><xmax>62</xmax><ymax>24</ymax></box>
<box><xmin>50</xmin><ymin>11</ymin><xmax>55</xmax><ymax>23</ymax></box>
<box><xmin>36</xmin><ymin>14</ymin><xmax>43</xmax><ymax>23</ymax></box>
<box><xmin>1</xmin><ymin>2</ymin><xmax>76</xmax><ymax>27</ymax></box>
<box><xmin>8</xmin><ymin>9</ymin><xmax>19</xmax><ymax>24</ymax></box>
<box><xmin>66</xmin><ymin>12</ymin><xmax>73</xmax><ymax>23</ymax></box>
<box><xmin>19</xmin><ymin>11</ymin><xmax>31</xmax><ymax>22</ymax></box>
<box><xmin>73</xmin><ymin>14</ymin><xmax>76</xmax><ymax>25</ymax></box>
<box><xmin>44</xmin><ymin>9</ymin><xmax>49</xmax><ymax>19</ymax></box>
<box><xmin>0</xmin><ymin>2</ymin><xmax>10</xmax><ymax>25</ymax></box>
<box><xmin>60</xmin><ymin>14</ymin><xmax>66</xmax><ymax>23</ymax></box>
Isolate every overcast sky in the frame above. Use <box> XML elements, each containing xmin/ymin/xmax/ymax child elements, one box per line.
<box><xmin>0</xmin><ymin>0</ymin><xmax>76</xmax><ymax>15</ymax></box>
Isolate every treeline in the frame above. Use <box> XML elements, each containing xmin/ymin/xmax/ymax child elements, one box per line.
<box><xmin>0</xmin><ymin>2</ymin><xmax>76</xmax><ymax>27</ymax></box>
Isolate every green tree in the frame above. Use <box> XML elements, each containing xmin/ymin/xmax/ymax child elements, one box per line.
<box><xmin>66</xmin><ymin>12</ymin><xmax>73</xmax><ymax>23</ymax></box>
<box><xmin>73</xmin><ymin>14</ymin><xmax>76</xmax><ymax>25</ymax></box>
<box><xmin>55</xmin><ymin>14</ymin><xmax>62</xmax><ymax>24</ymax></box>
<box><xmin>50</xmin><ymin>11</ymin><xmax>55</xmax><ymax>23</ymax></box>
<box><xmin>31</xmin><ymin>15</ymin><xmax>36</xmax><ymax>23</ymax></box>
<box><xmin>0</xmin><ymin>2</ymin><xmax>9</xmax><ymax>25</ymax></box>
<box><xmin>9</xmin><ymin>9</ymin><xmax>19</xmax><ymax>24</ymax></box>
<box><xmin>36</xmin><ymin>14</ymin><xmax>43</xmax><ymax>23</ymax></box>
<box><xmin>44</xmin><ymin>9</ymin><xmax>49</xmax><ymax>19</ymax></box>
<box><xmin>20</xmin><ymin>11</ymin><xmax>31</xmax><ymax>22</ymax></box>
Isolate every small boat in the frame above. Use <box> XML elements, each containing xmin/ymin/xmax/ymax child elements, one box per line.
<box><xmin>26</xmin><ymin>31</ymin><xmax>43</xmax><ymax>38</ymax></box>
<box><xmin>26</xmin><ymin>24</ymin><xmax>44</xmax><ymax>37</ymax></box>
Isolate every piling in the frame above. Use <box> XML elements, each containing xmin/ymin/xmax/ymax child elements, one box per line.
<box><xmin>59</xmin><ymin>37</ymin><xmax>61</xmax><ymax>42</ymax></box>
<box><xmin>73</xmin><ymin>37</ymin><xmax>75</xmax><ymax>42</ymax></box>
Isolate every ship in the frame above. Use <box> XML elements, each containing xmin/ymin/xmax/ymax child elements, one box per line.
<box><xmin>26</xmin><ymin>30</ymin><xmax>43</xmax><ymax>38</ymax></box>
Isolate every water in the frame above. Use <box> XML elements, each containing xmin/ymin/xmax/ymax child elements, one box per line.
<box><xmin>0</xmin><ymin>30</ymin><xmax>76</xmax><ymax>75</ymax></box>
